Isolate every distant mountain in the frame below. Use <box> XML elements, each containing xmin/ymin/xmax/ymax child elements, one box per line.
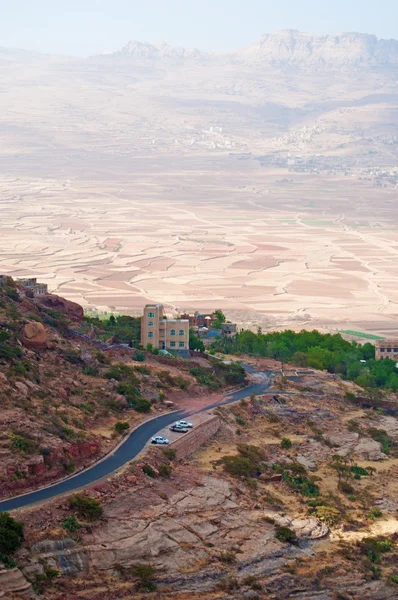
<box><xmin>116</xmin><ymin>40</ymin><xmax>204</xmax><ymax>60</ymax></box>
<box><xmin>235</xmin><ymin>30</ymin><xmax>398</xmax><ymax>67</ymax></box>
<box><xmin>112</xmin><ymin>30</ymin><xmax>398</xmax><ymax>69</ymax></box>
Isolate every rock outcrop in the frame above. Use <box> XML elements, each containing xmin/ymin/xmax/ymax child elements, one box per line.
<box><xmin>20</xmin><ymin>321</ymin><xmax>47</xmax><ymax>349</ymax></box>
<box><xmin>35</xmin><ymin>293</ymin><xmax>84</xmax><ymax>322</ymax></box>
<box><xmin>0</xmin><ymin>567</ymin><xmax>33</xmax><ymax>598</ymax></box>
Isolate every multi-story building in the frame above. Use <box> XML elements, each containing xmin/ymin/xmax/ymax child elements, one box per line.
<box><xmin>141</xmin><ymin>303</ymin><xmax>189</xmax><ymax>357</ymax></box>
<box><xmin>16</xmin><ymin>277</ymin><xmax>48</xmax><ymax>297</ymax></box>
<box><xmin>375</xmin><ymin>340</ymin><xmax>398</xmax><ymax>361</ymax></box>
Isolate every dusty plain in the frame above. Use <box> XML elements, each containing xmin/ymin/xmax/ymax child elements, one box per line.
<box><xmin>1</xmin><ymin>33</ymin><xmax>398</xmax><ymax>335</ymax></box>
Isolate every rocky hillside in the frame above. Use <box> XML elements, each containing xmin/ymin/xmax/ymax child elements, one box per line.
<box><xmin>235</xmin><ymin>30</ymin><xmax>398</xmax><ymax>67</ymax></box>
<box><xmin>2</xmin><ymin>362</ymin><xmax>398</xmax><ymax>598</ymax></box>
<box><xmin>0</xmin><ymin>278</ymin><xmax>237</xmax><ymax>500</ymax></box>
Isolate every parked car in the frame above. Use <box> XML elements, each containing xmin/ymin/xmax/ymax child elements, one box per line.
<box><xmin>151</xmin><ymin>436</ymin><xmax>169</xmax><ymax>445</ymax></box>
<box><xmin>170</xmin><ymin>424</ymin><xmax>189</xmax><ymax>433</ymax></box>
<box><xmin>175</xmin><ymin>420</ymin><xmax>193</xmax><ymax>428</ymax></box>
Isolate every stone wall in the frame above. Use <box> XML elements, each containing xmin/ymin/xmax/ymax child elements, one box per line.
<box><xmin>169</xmin><ymin>415</ymin><xmax>221</xmax><ymax>460</ymax></box>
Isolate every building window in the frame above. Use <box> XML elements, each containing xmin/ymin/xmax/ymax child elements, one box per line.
<box><xmin>148</xmin><ymin>332</ymin><xmax>153</xmax><ymax>338</ymax></box>
<box><xmin>148</xmin><ymin>321</ymin><xmax>153</xmax><ymax>327</ymax></box>
<box><xmin>170</xmin><ymin>341</ymin><xmax>176</xmax><ymax>347</ymax></box>
<box><xmin>179</xmin><ymin>329</ymin><xmax>185</xmax><ymax>336</ymax></box>
<box><xmin>387</xmin><ymin>348</ymin><xmax>392</xmax><ymax>353</ymax></box>
<box><xmin>394</xmin><ymin>348</ymin><xmax>398</xmax><ymax>353</ymax></box>
<box><xmin>179</xmin><ymin>342</ymin><xmax>185</xmax><ymax>348</ymax></box>
<box><xmin>148</xmin><ymin>312</ymin><xmax>155</xmax><ymax>318</ymax></box>
<box><xmin>170</xmin><ymin>329</ymin><xmax>176</xmax><ymax>336</ymax></box>
<box><xmin>380</xmin><ymin>348</ymin><xmax>385</xmax><ymax>352</ymax></box>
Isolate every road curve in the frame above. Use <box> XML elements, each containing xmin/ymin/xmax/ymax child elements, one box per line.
<box><xmin>0</xmin><ymin>368</ymin><xmax>269</xmax><ymax>512</ymax></box>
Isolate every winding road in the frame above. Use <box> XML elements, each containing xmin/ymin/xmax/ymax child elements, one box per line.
<box><xmin>0</xmin><ymin>366</ymin><xmax>270</xmax><ymax>512</ymax></box>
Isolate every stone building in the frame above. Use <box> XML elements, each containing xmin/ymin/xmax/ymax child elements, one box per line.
<box><xmin>141</xmin><ymin>303</ymin><xmax>189</xmax><ymax>357</ymax></box>
<box><xmin>16</xmin><ymin>277</ymin><xmax>48</xmax><ymax>297</ymax></box>
<box><xmin>375</xmin><ymin>340</ymin><xmax>398</xmax><ymax>361</ymax></box>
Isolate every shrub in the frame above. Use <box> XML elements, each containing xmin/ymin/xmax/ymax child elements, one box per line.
<box><xmin>68</xmin><ymin>494</ymin><xmax>103</xmax><ymax>521</ymax></box>
<box><xmin>314</xmin><ymin>506</ymin><xmax>341</xmax><ymax>526</ymax></box>
<box><xmin>235</xmin><ymin>417</ymin><xmax>247</xmax><ymax>427</ymax></box>
<box><xmin>133</xmin><ymin>397</ymin><xmax>152</xmax><ymax>413</ymax></box>
<box><xmin>142</xmin><ymin>464</ymin><xmax>155</xmax><ymax>478</ymax></box>
<box><xmin>367</xmin><ymin>508</ymin><xmax>383</xmax><ymax>520</ymax></box>
<box><xmin>242</xmin><ymin>575</ymin><xmax>262</xmax><ymax>590</ymax></box>
<box><xmin>219</xmin><ymin>551</ymin><xmax>236</xmax><ymax>564</ymax></box>
<box><xmin>9</xmin><ymin>433</ymin><xmax>35</xmax><ymax>455</ymax></box>
<box><xmin>275</xmin><ymin>525</ymin><xmax>297</xmax><ymax>544</ymax></box>
<box><xmin>131</xmin><ymin>563</ymin><xmax>157</xmax><ymax>591</ymax></box>
<box><xmin>62</xmin><ymin>516</ymin><xmax>81</xmax><ymax>532</ymax></box>
<box><xmin>158</xmin><ymin>463</ymin><xmax>172</xmax><ymax>478</ymax></box>
<box><xmin>390</xmin><ymin>573</ymin><xmax>398</xmax><ymax>584</ymax></box>
<box><xmin>222</xmin><ymin>455</ymin><xmax>253</xmax><ymax>478</ymax></box>
<box><xmin>350</xmin><ymin>465</ymin><xmax>368</xmax><ymax>478</ymax></box>
<box><xmin>115</xmin><ymin>421</ymin><xmax>130</xmax><ymax>434</ymax></box>
<box><xmin>281</xmin><ymin>437</ymin><xmax>292</xmax><ymax>449</ymax></box>
<box><xmin>82</xmin><ymin>365</ymin><xmax>99</xmax><ymax>376</ymax></box>
<box><xmin>64</xmin><ymin>350</ymin><xmax>81</xmax><ymax>364</ymax></box>
<box><xmin>0</xmin><ymin>552</ymin><xmax>17</xmax><ymax>568</ymax></box>
<box><xmin>368</xmin><ymin>428</ymin><xmax>391</xmax><ymax>455</ymax></box>
<box><xmin>360</xmin><ymin>537</ymin><xmax>393</xmax><ymax>563</ymax></box>
<box><xmin>135</xmin><ymin>351</ymin><xmax>145</xmax><ymax>362</ymax></box>
<box><xmin>0</xmin><ymin>513</ymin><xmax>24</xmax><ymax>555</ymax></box>
<box><xmin>163</xmin><ymin>448</ymin><xmax>176</xmax><ymax>461</ymax></box>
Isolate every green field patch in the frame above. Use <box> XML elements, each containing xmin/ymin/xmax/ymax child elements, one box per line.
<box><xmin>279</xmin><ymin>219</ymin><xmax>296</xmax><ymax>223</ymax></box>
<box><xmin>339</xmin><ymin>330</ymin><xmax>384</xmax><ymax>341</ymax></box>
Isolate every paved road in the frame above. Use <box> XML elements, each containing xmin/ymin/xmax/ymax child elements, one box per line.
<box><xmin>0</xmin><ymin>367</ymin><xmax>269</xmax><ymax>512</ymax></box>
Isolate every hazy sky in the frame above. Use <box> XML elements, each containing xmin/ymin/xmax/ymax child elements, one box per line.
<box><xmin>1</xmin><ymin>0</ymin><xmax>397</xmax><ymax>56</ymax></box>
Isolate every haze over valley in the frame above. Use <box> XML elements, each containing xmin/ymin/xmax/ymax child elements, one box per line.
<box><xmin>1</xmin><ymin>29</ymin><xmax>398</xmax><ymax>334</ymax></box>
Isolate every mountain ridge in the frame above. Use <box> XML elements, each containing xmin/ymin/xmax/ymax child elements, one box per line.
<box><xmin>112</xmin><ymin>30</ymin><xmax>398</xmax><ymax>68</ymax></box>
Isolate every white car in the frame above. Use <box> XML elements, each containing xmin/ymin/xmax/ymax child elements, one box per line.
<box><xmin>175</xmin><ymin>420</ymin><xmax>193</xmax><ymax>428</ymax></box>
<box><xmin>151</xmin><ymin>436</ymin><xmax>169</xmax><ymax>445</ymax></box>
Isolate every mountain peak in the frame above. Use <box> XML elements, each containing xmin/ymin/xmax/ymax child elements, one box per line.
<box><xmin>236</xmin><ymin>30</ymin><xmax>398</xmax><ymax>66</ymax></box>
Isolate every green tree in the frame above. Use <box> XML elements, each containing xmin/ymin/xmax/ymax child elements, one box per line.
<box><xmin>0</xmin><ymin>513</ymin><xmax>24</xmax><ymax>555</ymax></box>
<box><xmin>189</xmin><ymin>328</ymin><xmax>205</xmax><ymax>352</ymax></box>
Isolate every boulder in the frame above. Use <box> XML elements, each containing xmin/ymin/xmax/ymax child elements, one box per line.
<box><xmin>15</xmin><ymin>382</ymin><xmax>29</xmax><ymax>397</ymax></box>
<box><xmin>354</xmin><ymin>438</ymin><xmax>388</xmax><ymax>461</ymax></box>
<box><xmin>20</xmin><ymin>321</ymin><xmax>47</xmax><ymax>350</ymax></box>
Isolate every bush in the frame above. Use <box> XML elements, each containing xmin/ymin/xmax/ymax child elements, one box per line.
<box><xmin>62</xmin><ymin>516</ymin><xmax>81</xmax><ymax>532</ymax></box>
<box><xmin>390</xmin><ymin>573</ymin><xmax>398</xmax><ymax>585</ymax></box>
<box><xmin>367</xmin><ymin>508</ymin><xmax>383</xmax><ymax>520</ymax></box>
<box><xmin>135</xmin><ymin>351</ymin><xmax>145</xmax><ymax>362</ymax></box>
<box><xmin>0</xmin><ymin>513</ymin><xmax>24</xmax><ymax>555</ymax></box>
<box><xmin>235</xmin><ymin>417</ymin><xmax>247</xmax><ymax>427</ymax></box>
<box><xmin>158</xmin><ymin>463</ymin><xmax>172</xmax><ymax>478</ymax></box>
<box><xmin>0</xmin><ymin>552</ymin><xmax>17</xmax><ymax>569</ymax></box>
<box><xmin>64</xmin><ymin>350</ymin><xmax>81</xmax><ymax>364</ymax></box>
<box><xmin>142</xmin><ymin>464</ymin><xmax>155</xmax><ymax>478</ymax></box>
<box><xmin>222</xmin><ymin>455</ymin><xmax>253</xmax><ymax>478</ymax></box>
<box><xmin>281</xmin><ymin>437</ymin><xmax>292</xmax><ymax>449</ymax></box>
<box><xmin>133</xmin><ymin>397</ymin><xmax>152</xmax><ymax>413</ymax></box>
<box><xmin>360</xmin><ymin>537</ymin><xmax>393</xmax><ymax>563</ymax></box>
<box><xmin>219</xmin><ymin>551</ymin><xmax>236</xmax><ymax>563</ymax></box>
<box><xmin>68</xmin><ymin>494</ymin><xmax>103</xmax><ymax>522</ymax></box>
<box><xmin>275</xmin><ymin>525</ymin><xmax>297</xmax><ymax>544</ymax></box>
<box><xmin>163</xmin><ymin>448</ymin><xmax>176</xmax><ymax>461</ymax></box>
<box><xmin>131</xmin><ymin>563</ymin><xmax>157</xmax><ymax>591</ymax></box>
<box><xmin>9</xmin><ymin>433</ymin><xmax>35</xmax><ymax>455</ymax></box>
<box><xmin>115</xmin><ymin>422</ymin><xmax>130</xmax><ymax>434</ymax></box>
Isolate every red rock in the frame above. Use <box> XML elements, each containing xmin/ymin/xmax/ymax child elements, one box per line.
<box><xmin>20</xmin><ymin>321</ymin><xmax>47</xmax><ymax>350</ymax></box>
<box><xmin>35</xmin><ymin>293</ymin><xmax>84</xmax><ymax>322</ymax></box>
